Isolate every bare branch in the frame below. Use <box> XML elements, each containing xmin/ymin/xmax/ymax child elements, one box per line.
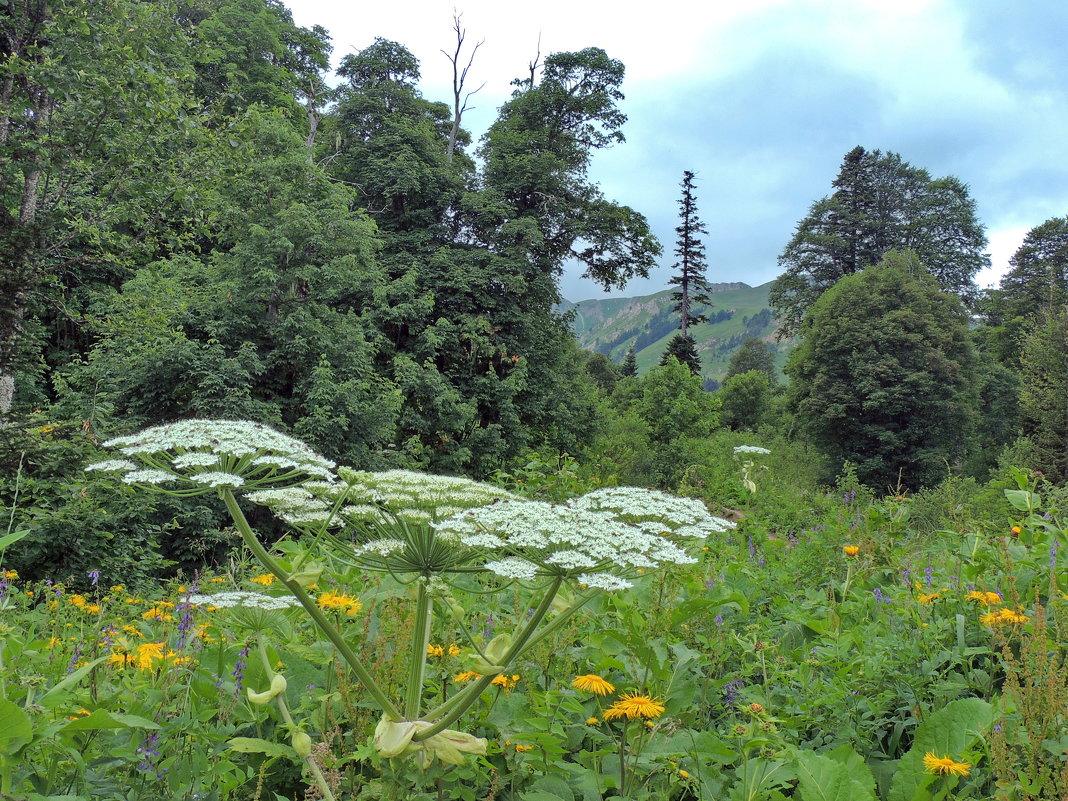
<box><xmin>442</xmin><ymin>10</ymin><xmax>484</xmax><ymax>162</ymax></box>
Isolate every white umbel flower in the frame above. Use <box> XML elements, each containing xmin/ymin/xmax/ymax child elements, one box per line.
<box><xmin>187</xmin><ymin>591</ymin><xmax>301</xmax><ymax>610</ymax></box>
<box><xmin>733</xmin><ymin>445</ymin><xmax>771</xmax><ymax>455</ymax></box>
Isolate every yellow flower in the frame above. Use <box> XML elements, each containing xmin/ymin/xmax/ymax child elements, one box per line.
<box><xmin>980</xmin><ymin>608</ymin><xmax>1029</xmax><ymax>626</ymax></box>
<box><xmin>3</xmin><ymin>569</ymin><xmax>18</xmax><ymax>579</ymax></box>
<box><xmin>572</xmin><ymin>674</ymin><xmax>616</xmax><ymax>695</ymax></box>
<box><xmin>917</xmin><ymin>592</ymin><xmax>940</xmax><ymax>605</ymax></box>
<box><xmin>426</xmin><ymin>644</ymin><xmax>445</xmax><ymax>658</ymax></box>
<box><xmin>84</xmin><ymin>604</ymin><xmax>102</xmax><ymax>614</ymax></box>
<box><xmin>748</xmin><ymin>703</ymin><xmax>764</xmax><ymax>714</ymax></box>
<box><xmin>515</xmin><ymin>744</ymin><xmax>535</xmax><ymax>752</ymax></box>
<box><xmin>316</xmin><ymin>591</ymin><xmax>362</xmax><ymax>616</ymax></box>
<box><xmin>965</xmin><ymin>590</ymin><xmax>1001</xmax><ymax>606</ymax></box>
<box><xmin>210</xmin><ymin>577</ymin><xmax>227</xmax><ymax>583</ymax></box>
<box><xmin>69</xmin><ymin>594</ymin><xmax>87</xmax><ymax>608</ymax></box>
<box><xmin>250</xmin><ymin>574</ymin><xmax>275</xmax><ymax>587</ymax></box>
<box><xmin>135</xmin><ymin>642</ymin><xmax>166</xmax><ymax>670</ymax></box>
<box><xmin>447</xmin><ymin>644</ymin><xmax>461</xmax><ymax>657</ymax></box>
<box><xmin>679</xmin><ymin>769</ymin><xmax>691</xmax><ymax>779</ymax></box>
<box><xmin>122</xmin><ymin>625</ymin><xmax>144</xmax><ymax>638</ymax></box>
<box><xmin>108</xmin><ymin>651</ymin><xmax>134</xmax><ymax>668</ymax></box>
<box><xmin>453</xmin><ymin>671</ymin><xmax>482</xmax><ymax>684</ymax></box>
<box><xmin>923</xmin><ymin>752</ymin><xmax>971</xmax><ymax>776</ymax></box>
<box><xmin>142</xmin><ymin>607</ymin><xmax>174</xmax><ymax>622</ymax></box>
<box><xmin>1010</xmin><ymin>525</ymin><xmax>1022</xmax><ymax>536</ymax></box>
<box><xmin>604</xmin><ymin>693</ymin><xmax>666</xmax><ymax>721</ymax></box>
<box><xmin>492</xmin><ymin>674</ymin><xmax>520</xmax><ymax>691</ymax></box>
<box><xmin>586</xmin><ymin>716</ymin><xmax>600</xmax><ymax>725</ymax></box>
<box><xmin>842</xmin><ymin>545</ymin><xmax>859</xmax><ymax>557</ymax></box>
<box><xmin>47</xmin><ymin>637</ymin><xmax>61</xmax><ymax>649</ymax></box>
<box><xmin>110</xmin><ymin>584</ymin><xmax>125</xmax><ymax>592</ymax></box>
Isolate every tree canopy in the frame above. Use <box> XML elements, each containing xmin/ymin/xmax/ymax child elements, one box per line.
<box><xmin>786</xmin><ymin>250</ymin><xmax>975</xmax><ymax>489</ymax></box>
<box><xmin>770</xmin><ymin>146</ymin><xmax>989</xmax><ymax>337</ymax></box>
<box><xmin>668</xmin><ymin>171</ymin><xmax>713</xmax><ymax>336</ymax></box>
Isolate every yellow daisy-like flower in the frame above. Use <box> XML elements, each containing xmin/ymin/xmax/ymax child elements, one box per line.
<box><xmin>515</xmin><ymin>744</ymin><xmax>535</xmax><ymax>752</ymax></box>
<box><xmin>142</xmin><ymin>606</ymin><xmax>174</xmax><ymax>622</ymax></box>
<box><xmin>603</xmin><ymin>693</ymin><xmax>666</xmax><ymax>721</ymax></box>
<box><xmin>447</xmin><ymin>644</ymin><xmax>461</xmax><ymax>657</ymax></box>
<box><xmin>84</xmin><ymin>604</ymin><xmax>102</xmax><ymax>614</ymax></box>
<box><xmin>453</xmin><ymin>670</ymin><xmax>482</xmax><ymax>684</ymax></box>
<box><xmin>250</xmin><ymin>574</ymin><xmax>275</xmax><ymax>587</ymax></box>
<box><xmin>586</xmin><ymin>716</ymin><xmax>600</xmax><ymax>725</ymax></box>
<box><xmin>965</xmin><ymin>590</ymin><xmax>1001</xmax><ymax>606</ymax></box>
<box><xmin>923</xmin><ymin>752</ymin><xmax>971</xmax><ymax>776</ymax></box>
<box><xmin>572</xmin><ymin>674</ymin><xmax>616</xmax><ymax>695</ymax></box>
<box><xmin>492</xmin><ymin>674</ymin><xmax>520</xmax><ymax>691</ymax></box>
<box><xmin>1010</xmin><ymin>525</ymin><xmax>1022</xmax><ymax>536</ymax></box>
<box><xmin>917</xmin><ymin>592</ymin><xmax>940</xmax><ymax>605</ymax></box>
<box><xmin>3</xmin><ymin>569</ymin><xmax>18</xmax><ymax>579</ymax></box>
<box><xmin>316</xmin><ymin>591</ymin><xmax>362</xmax><ymax>616</ymax></box>
<box><xmin>135</xmin><ymin>642</ymin><xmax>167</xmax><ymax>670</ymax></box>
<box><xmin>842</xmin><ymin>545</ymin><xmax>860</xmax><ymax>557</ymax></box>
<box><xmin>426</xmin><ymin>644</ymin><xmax>445</xmax><ymax>658</ymax></box>
<box><xmin>980</xmin><ymin>608</ymin><xmax>1029</xmax><ymax>626</ymax></box>
<box><xmin>69</xmin><ymin>594</ymin><xmax>87</xmax><ymax>608</ymax></box>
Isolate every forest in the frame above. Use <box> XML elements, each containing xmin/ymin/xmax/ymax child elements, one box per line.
<box><xmin>1</xmin><ymin>1</ymin><xmax>1066</xmax><ymax>800</ymax></box>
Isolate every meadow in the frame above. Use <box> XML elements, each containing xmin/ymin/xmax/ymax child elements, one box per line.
<box><xmin>0</xmin><ymin>421</ymin><xmax>1063</xmax><ymax>801</ymax></box>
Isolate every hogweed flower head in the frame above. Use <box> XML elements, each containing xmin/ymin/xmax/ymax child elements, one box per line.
<box><xmin>88</xmin><ymin>419</ymin><xmax>335</xmax><ymax>495</ymax></box>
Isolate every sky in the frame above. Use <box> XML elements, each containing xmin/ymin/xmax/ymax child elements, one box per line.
<box><xmin>286</xmin><ymin>0</ymin><xmax>1068</xmax><ymax>302</ymax></box>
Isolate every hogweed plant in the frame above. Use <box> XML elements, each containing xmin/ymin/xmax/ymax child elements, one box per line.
<box><xmin>88</xmin><ymin>419</ymin><xmax>733</xmax><ymax>793</ymax></box>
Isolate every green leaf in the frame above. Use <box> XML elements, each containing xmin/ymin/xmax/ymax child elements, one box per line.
<box><xmin>795</xmin><ymin>749</ymin><xmax>876</xmax><ymax>801</ymax></box>
<box><xmin>525</xmin><ymin>775</ymin><xmax>575</xmax><ymax>801</ymax></box>
<box><xmin>0</xmin><ymin>528</ymin><xmax>30</xmax><ymax>551</ymax></box>
<box><xmin>60</xmin><ymin>709</ymin><xmax>159</xmax><ymax>732</ymax></box>
<box><xmin>228</xmin><ymin>737</ymin><xmax>296</xmax><ymax>759</ymax></box>
<box><xmin>887</xmin><ymin>698</ymin><xmax>992</xmax><ymax>801</ymax></box>
<box><xmin>39</xmin><ymin>656</ymin><xmax>110</xmax><ymax>708</ymax></box>
<box><xmin>1004</xmin><ymin>489</ymin><xmax>1038</xmax><ymax>512</ymax></box>
<box><xmin>0</xmin><ymin>698</ymin><xmax>32</xmax><ymax>755</ymax></box>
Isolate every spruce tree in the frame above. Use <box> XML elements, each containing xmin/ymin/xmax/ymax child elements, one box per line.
<box><xmin>660</xmin><ymin>333</ymin><xmax>701</xmax><ymax>376</ymax></box>
<box><xmin>620</xmin><ymin>346</ymin><xmax>638</xmax><ymax>377</ymax></box>
<box><xmin>668</xmin><ymin>171</ymin><xmax>713</xmax><ymax>337</ymax></box>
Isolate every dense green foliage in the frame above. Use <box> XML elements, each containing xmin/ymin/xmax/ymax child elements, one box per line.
<box><xmin>786</xmin><ymin>252</ymin><xmax>975</xmax><ymax>490</ymax></box>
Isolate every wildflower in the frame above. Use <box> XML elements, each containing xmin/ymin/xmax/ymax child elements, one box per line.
<box><xmin>515</xmin><ymin>744</ymin><xmax>535</xmax><ymax>752</ymax></box>
<box><xmin>142</xmin><ymin>607</ymin><xmax>174</xmax><ymax>622</ymax></box>
<box><xmin>733</xmin><ymin>445</ymin><xmax>771</xmax><ymax>455</ymax></box>
<box><xmin>922</xmin><ymin>752</ymin><xmax>971</xmax><ymax>776</ymax></box>
<box><xmin>586</xmin><ymin>716</ymin><xmax>600</xmax><ymax>725</ymax></box>
<box><xmin>87</xmin><ymin>570</ymin><xmax>100</xmax><ymax>586</ymax></box>
<box><xmin>426</xmin><ymin>644</ymin><xmax>445</xmax><ymax>658</ymax></box>
<box><xmin>732</xmin><ymin>724</ymin><xmax>748</xmax><ymax>736</ymax></box>
<box><xmin>965</xmin><ymin>590</ymin><xmax>1001</xmax><ymax>606</ymax></box>
<box><xmin>135</xmin><ymin>642</ymin><xmax>166</xmax><ymax>670</ymax></box>
<box><xmin>679</xmin><ymin>769</ymin><xmax>691</xmax><ymax>779</ymax></box>
<box><xmin>917</xmin><ymin>592</ymin><xmax>940</xmax><ymax>605</ymax></box>
<box><xmin>316</xmin><ymin>591</ymin><xmax>362</xmax><ymax>616</ymax></box>
<box><xmin>3</xmin><ymin>570</ymin><xmax>17</xmax><ymax>579</ymax></box>
<box><xmin>980</xmin><ymin>608</ymin><xmax>1029</xmax><ymax>626</ymax></box>
<box><xmin>453</xmin><ymin>671</ymin><xmax>482</xmax><ymax>683</ymax></box>
<box><xmin>748</xmin><ymin>703</ymin><xmax>764</xmax><ymax>714</ymax></box>
<box><xmin>250</xmin><ymin>574</ymin><xmax>275</xmax><ymax>587</ymax></box>
<box><xmin>492</xmin><ymin>674</ymin><xmax>520</xmax><ymax>691</ymax></box>
<box><xmin>85</xmin><ymin>604</ymin><xmax>102</xmax><ymax>614</ymax></box>
<box><xmin>843</xmin><ymin>545</ymin><xmax>859</xmax><ymax>557</ymax></box>
<box><xmin>189</xmin><ymin>591</ymin><xmax>300</xmax><ymax>610</ymax></box>
<box><xmin>210</xmin><ymin>577</ymin><xmax>227</xmax><ymax>583</ymax></box>
<box><xmin>1010</xmin><ymin>525</ymin><xmax>1022</xmax><ymax>537</ymax></box>
<box><xmin>572</xmin><ymin>674</ymin><xmax>616</xmax><ymax>696</ymax></box>
<box><xmin>69</xmin><ymin>594</ymin><xmax>87</xmax><ymax>608</ymax></box>
<box><xmin>447</xmin><ymin>644</ymin><xmax>461</xmax><ymax>657</ymax></box>
<box><xmin>604</xmin><ymin>693</ymin><xmax>665</xmax><ymax>721</ymax></box>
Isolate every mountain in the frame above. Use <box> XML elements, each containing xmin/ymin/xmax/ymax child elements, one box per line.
<box><xmin>562</xmin><ymin>281</ymin><xmax>791</xmax><ymax>386</ymax></box>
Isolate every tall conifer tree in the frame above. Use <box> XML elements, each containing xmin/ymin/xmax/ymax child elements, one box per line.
<box><xmin>668</xmin><ymin>171</ymin><xmax>713</xmax><ymax>337</ymax></box>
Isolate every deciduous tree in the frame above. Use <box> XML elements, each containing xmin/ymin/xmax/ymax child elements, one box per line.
<box><xmin>786</xmin><ymin>250</ymin><xmax>975</xmax><ymax>489</ymax></box>
<box><xmin>770</xmin><ymin>146</ymin><xmax>988</xmax><ymax>337</ymax></box>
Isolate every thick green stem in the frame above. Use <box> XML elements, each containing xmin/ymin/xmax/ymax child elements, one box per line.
<box><xmin>414</xmin><ymin>576</ymin><xmax>564</xmax><ymax>740</ymax></box>
<box><xmin>221</xmin><ymin>490</ymin><xmax>402</xmax><ymax>721</ymax></box>
<box><xmin>405</xmin><ymin>578</ymin><xmax>433</xmax><ymax>720</ymax></box>
<box><xmin>256</xmin><ymin>639</ymin><xmax>336</xmax><ymax>801</ymax></box>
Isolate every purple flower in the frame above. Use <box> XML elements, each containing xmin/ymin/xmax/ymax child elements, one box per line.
<box><xmin>1050</xmin><ymin>542</ymin><xmax>1058</xmax><ymax>569</ymax></box>
<box><xmin>137</xmin><ymin>731</ymin><xmax>165</xmax><ymax>778</ymax></box>
<box><xmin>872</xmin><ymin>587</ymin><xmax>891</xmax><ymax>605</ymax></box>
<box><xmin>722</xmin><ymin>678</ymin><xmax>745</xmax><ymax>705</ymax></box>
<box><xmin>87</xmin><ymin>570</ymin><xmax>100</xmax><ymax>587</ymax></box>
<box><xmin>66</xmin><ymin>644</ymin><xmax>82</xmax><ymax>676</ymax></box>
<box><xmin>923</xmin><ymin>566</ymin><xmax>934</xmax><ymax>587</ymax></box>
<box><xmin>231</xmin><ymin>643</ymin><xmax>251</xmax><ymax>695</ymax></box>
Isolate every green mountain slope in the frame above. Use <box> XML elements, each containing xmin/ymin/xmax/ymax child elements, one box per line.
<box><xmin>565</xmin><ymin>281</ymin><xmax>792</xmax><ymax>385</ymax></box>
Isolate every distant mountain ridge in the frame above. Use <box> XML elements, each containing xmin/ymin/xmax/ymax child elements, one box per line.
<box><xmin>561</xmin><ymin>281</ymin><xmax>790</xmax><ymax>385</ymax></box>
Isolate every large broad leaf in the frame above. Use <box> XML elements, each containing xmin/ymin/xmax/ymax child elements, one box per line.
<box><xmin>228</xmin><ymin>737</ymin><xmax>295</xmax><ymax>759</ymax></box>
<box><xmin>0</xmin><ymin>699</ymin><xmax>32</xmax><ymax>755</ymax></box>
<box><xmin>0</xmin><ymin>528</ymin><xmax>30</xmax><ymax>552</ymax></box>
<box><xmin>39</xmin><ymin>656</ymin><xmax>109</xmax><ymax>708</ymax></box>
<box><xmin>520</xmin><ymin>775</ymin><xmax>575</xmax><ymax>801</ymax></box>
<box><xmin>1004</xmin><ymin>489</ymin><xmax>1038</xmax><ymax>512</ymax></box>
<box><xmin>887</xmin><ymin>698</ymin><xmax>992</xmax><ymax>801</ymax></box>
<box><xmin>60</xmin><ymin>710</ymin><xmax>158</xmax><ymax>733</ymax></box>
<box><xmin>795</xmin><ymin>748</ymin><xmax>876</xmax><ymax>801</ymax></box>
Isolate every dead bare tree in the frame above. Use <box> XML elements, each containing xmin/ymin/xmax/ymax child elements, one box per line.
<box><xmin>441</xmin><ymin>11</ymin><xmax>485</xmax><ymax>162</ymax></box>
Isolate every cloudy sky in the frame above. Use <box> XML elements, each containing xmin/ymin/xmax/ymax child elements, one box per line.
<box><xmin>287</xmin><ymin>0</ymin><xmax>1068</xmax><ymax>302</ymax></box>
